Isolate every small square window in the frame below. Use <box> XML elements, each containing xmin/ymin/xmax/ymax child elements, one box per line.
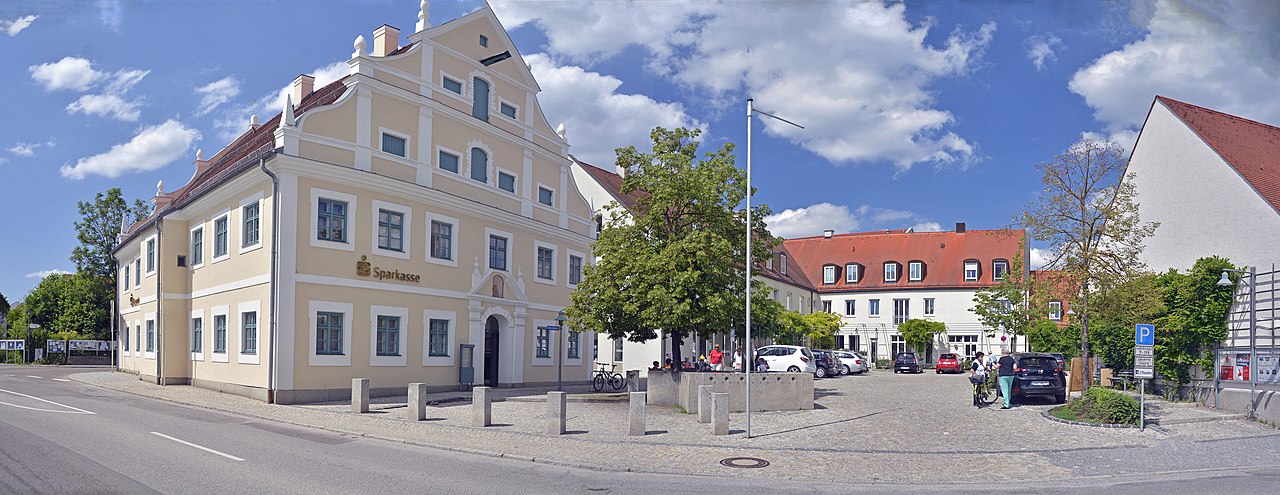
<box><xmin>479</xmin><ymin>35</ymin><xmax>489</xmax><ymax>47</ymax></box>
<box><xmin>500</xmin><ymin>102</ymin><xmax>517</xmax><ymax>119</ymax></box>
<box><xmin>177</xmin><ymin>255</ymin><xmax>187</xmax><ymax>267</ymax></box>
<box><xmin>498</xmin><ymin>172</ymin><xmax>516</xmax><ymax>193</ymax></box>
<box><xmin>538</xmin><ymin>187</ymin><xmax>554</xmax><ymax>207</ymax></box>
<box><xmin>382</xmin><ymin>133</ymin><xmax>406</xmax><ymax>157</ymax></box>
<box><xmin>442</xmin><ymin>77</ymin><xmax>462</xmax><ymax>94</ymax></box>
<box><xmin>439</xmin><ymin>150</ymin><xmax>460</xmax><ymax>173</ymax></box>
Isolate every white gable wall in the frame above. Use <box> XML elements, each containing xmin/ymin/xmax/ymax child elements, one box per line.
<box><xmin>1128</xmin><ymin>102</ymin><xmax>1280</xmax><ymax>272</ymax></box>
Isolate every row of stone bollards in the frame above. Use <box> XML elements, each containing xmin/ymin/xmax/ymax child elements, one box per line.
<box><xmin>351</xmin><ymin>378</ymin><xmax>729</xmax><ymax>436</ymax></box>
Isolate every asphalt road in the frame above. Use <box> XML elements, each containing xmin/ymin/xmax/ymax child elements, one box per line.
<box><xmin>0</xmin><ymin>365</ymin><xmax>1275</xmax><ymax>494</ymax></box>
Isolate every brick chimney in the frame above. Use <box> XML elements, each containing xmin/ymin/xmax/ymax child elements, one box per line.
<box><xmin>955</xmin><ymin>222</ymin><xmax>966</xmax><ymax>233</ymax></box>
<box><xmin>291</xmin><ymin>74</ymin><xmax>315</xmax><ymax>106</ymax></box>
<box><xmin>823</xmin><ymin>229</ymin><xmax>834</xmax><ymax>238</ymax></box>
<box><xmin>373</xmin><ymin>24</ymin><xmax>400</xmax><ymax>56</ymax></box>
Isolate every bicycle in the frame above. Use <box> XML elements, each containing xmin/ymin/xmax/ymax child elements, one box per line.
<box><xmin>592</xmin><ymin>362</ymin><xmax>626</xmax><ymax>392</ymax></box>
<box><xmin>971</xmin><ymin>371</ymin><xmax>997</xmax><ymax>407</ymax></box>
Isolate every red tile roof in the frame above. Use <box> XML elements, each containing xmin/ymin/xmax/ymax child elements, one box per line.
<box><xmin>1157</xmin><ymin>95</ymin><xmax>1280</xmax><ymax>214</ymax></box>
<box><xmin>782</xmin><ymin>229</ymin><xmax>1026</xmax><ymax>293</ymax></box>
<box><xmin>119</xmin><ymin>78</ymin><xmax>350</xmax><ymax>242</ymax></box>
<box><xmin>756</xmin><ymin>244</ymin><xmax>816</xmax><ymax>289</ymax></box>
<box><xmin>573</xmin><ymin>156</ymin><xmax>650</xmax><ymax>212</ymax></box>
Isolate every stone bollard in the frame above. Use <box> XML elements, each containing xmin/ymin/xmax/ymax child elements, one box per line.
<box><xmin>352</xmin><ymin>378</ymin><xmax>370</xmax><ymax>413</ymax></box>
<box><xmin>547</xmin><ymin>391</ymin><xmax>567</xmax><ymax>435</ymax></box>
<box><xmin>712</xmin><ymin>392</ymin><xmax>729</xmax><ymax>435</ymax></box>
<box><xmin>629</xmin><ymin>392</ymin><xmax>646</xmax><ymax>436</ymax></box>
<box><xmin>408</xmin><ymin>383</ymin><xmax>427</xmax><ymax>421</ymax></box>
<box><xmin>698</xmin><ymin>384</ymin><xmax>713</xmax><ymax>423</ymax></box>
<box><xmin>627</xmin><ymin>370</ymin><xmax>640</xmax><ymax>393</ymax></box>
<box><xmin>472</xmin><ymin>386</ymin><xmax>492</xmax><ymax>427</ymax></box>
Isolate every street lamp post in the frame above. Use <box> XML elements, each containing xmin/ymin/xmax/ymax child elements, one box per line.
<box><xmin>1218</xmin><ymin>267</ymin><xmax>1257</xmax><ymax>418</ymax></box>
<box><xmin>556</xmin><ymin>309</ymin><xmax>566</xmax><ymax>392</ymax></box>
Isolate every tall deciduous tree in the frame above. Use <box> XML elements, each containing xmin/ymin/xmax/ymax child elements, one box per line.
<box><xmin>566</xmin><ymin>127</ymin><xmax>779</xmax><ymax>369</ymax></box>
<box><xmin>898</xmin><ymin>319</ymin><xmax>945</xmax><ymax>356</ymax></box>
<box><xmin>971</xmin><ymin>241</ymin><xmax>1042</xmax><ymax>351</ymax></box>
<box><xmin>1020</xmin><ymin>139</ymin><xmax>1158</xmax><ymax>390</ymax></box>
<box><xmin>72</xmin><ymin>188</ymin><xmax>152</xmax><ymax>279</ymax></box>
<box><xmin>24</xmin><ymin>272</ymin><xmax>113</xmax><ymax>340</ymax></box>
<box><xmin>778</xmin><ymin>311</ymin><xmax>840</xmax><ymax>349</ymax></box>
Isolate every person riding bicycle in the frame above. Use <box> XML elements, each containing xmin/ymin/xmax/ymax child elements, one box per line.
<box><xmin>969</xmin><ymin>351</ymin><xmax>988</xmax><ymax>407</ymax></box>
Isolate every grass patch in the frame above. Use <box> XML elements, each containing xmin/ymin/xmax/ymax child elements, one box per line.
<box><xmin>1053</xmin><ymin>387</ymin><xmax>1140</xmax><ymax>425</ymax></box>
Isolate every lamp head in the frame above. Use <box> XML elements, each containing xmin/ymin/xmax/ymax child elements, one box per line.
<box><xmin>556</xmin><ymin>309</ymin><xmax>566</xmax><ymax>323</ymax></box>
<box><xmin>1066</xmin><ymin>308</ymin><xmax>1076</xmax><ymax>316</ymax></box>
<box><xmin>1217</xmin><ymin>271</ymin><xmax>1233</xmax><ymax>287</ymax></box>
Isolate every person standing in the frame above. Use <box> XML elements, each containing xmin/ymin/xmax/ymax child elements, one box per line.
<box><xmin>997</xmin><ymin>349</ymin><xmax>1016</xmax><ymax>409</ymax></box>
<box><xmin>969</xmin><ymin>351</ymin><xmax>987</xmax><ymax>408</ymax></box>
<box><xmin>733</xmin><ymin>347</ymin><xmax>744</xmax><ymax>372</ymax></box>
<box><xmin>709</xmin><ymin>344</ymin><xmax>724</xmax><ymax>371</ymax></box>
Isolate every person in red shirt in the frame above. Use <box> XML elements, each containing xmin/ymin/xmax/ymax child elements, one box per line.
<box><xmin>709</xmin><ymin>344</ymin><xmax>724</xmax><ymax>371</ymax></box>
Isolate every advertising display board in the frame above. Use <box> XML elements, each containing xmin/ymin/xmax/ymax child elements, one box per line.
<box><xmin>1218</xmin><ymin>352</ymin><xmax>1252</xmax><ymax>381</ymax></box>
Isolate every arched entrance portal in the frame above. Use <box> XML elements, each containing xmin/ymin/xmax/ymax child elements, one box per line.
<box><xmin>484</xmin><ymin>316</ymin><xmax>500</xmax><ymax>386</ymax></box>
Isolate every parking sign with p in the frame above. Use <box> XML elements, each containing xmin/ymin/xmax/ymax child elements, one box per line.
<box><xmin>1135</xmin><ymin>324</ymin><xmax>1155</xmax><ymax>346</ymax></box>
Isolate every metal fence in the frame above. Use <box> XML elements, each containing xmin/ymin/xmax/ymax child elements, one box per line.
<box><xmin>1216</xmin><ymin>264</ymin><xmax>1280</xmax><ymax>413</ymax></box>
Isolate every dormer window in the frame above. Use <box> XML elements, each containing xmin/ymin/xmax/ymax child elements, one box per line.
<box><xmin>822</xmin><ymin>265</ymin><xmax>837</xmax><ymax>285</ymax></box>
<box><xmin>766</xmin><ymin>257</ymin><xmax>774</xmax><ymax>270</ymax></box>
<box><xmin>846</xmin><ymin>263</ymin><xmax>860</xmax><ymax>283</ymax></box>
<box><xmin>964</xmin><ymin>260</ymin><xmax>980</xmax><ymax>282</ymax></box>
<box><xmin>908</xmin><ymin>261</ymin><xmax>924</xmax><ymax>281</ymax></box>
<box><xmin>779</xmin><ymin>253</ymin><xmax>788</xmax><ymax>275</ymax></box>
<box><xmin>993</xmin><ymin>259</ymin><xmax>1010</xmax><ymax>281</ymax></box>
<box><xmin>883</xmin><ymin>262</ymin><xmax>899</xmax><ymax>283</ymax></box>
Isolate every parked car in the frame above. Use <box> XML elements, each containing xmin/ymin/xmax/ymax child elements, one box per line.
<box><xmin>827</xmin><ymin>351</ymin><xmax>845</xmax><ymax>375</ymax></box>
<box><xmin>1009</xmin><ymin>352</ymin><xmax>1067</xmax><ymax>404</ymax></box>
<box><xmin>834</xmin><ymin>351</ymin><xmax>868</xmax><ymax>374</ymax></box>
<box><xmin>1048</xmin><ymin>352</ymin><xmax>1066</xmax><ymax>370</ymax></box>
<box><xmin>893</xmin><ymin>352</ymin><xmax>922</xmax><ymax>373</ymax></box>
<box><xmin>935</xmin><ymin>353</ymin><xmax>962</xmax><ymax>374</ymax></box>
<box><xmin>756</xmin><ymin>345</ymin><xmax>817</xmax><ymax>374</ymax></box>
<box><xmin>812</xmin><ymin>350</ymin><xmax>838</xmax><ymax>378</ymax></box>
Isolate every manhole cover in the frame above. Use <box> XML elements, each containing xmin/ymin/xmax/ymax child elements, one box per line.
<box><xmin>719</xmin><ymin>457</ymin><xmax>770</xmax><ymax>468</ymax></box>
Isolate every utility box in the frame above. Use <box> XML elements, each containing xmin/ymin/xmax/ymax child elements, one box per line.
<box><xmin>458</xmin><ymin>344</ymin><xmax>475</xmax><ymax>386</ymax></box>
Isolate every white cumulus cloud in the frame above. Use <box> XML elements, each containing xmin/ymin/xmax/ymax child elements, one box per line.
<box><xmin>30</xmin><ymin>57</ymin><xmax>148</xmax><ymax>121</ymax></box>
<box><xmin>2</xmin><ymin>14</ymin><xmax>38</xmax><ymax>36</ymax></box>
<box><xmin>214</xmin><ymin>61</ymin><xmax>348</xmax><ymax>142</ymax></box>
<box><xmin>911</xmin><ymin>222</ymin><xmax>944</xmax><ymax>232</ymax></box>
<box><xmin>1029</xmin><ymin>248</ymin><xmax>1053</xmax><ymax>270</ymax></box>
<box><xmin>1069</xmin><ymin>0</ymin><xmax>1280</xmax><ymax>134</ymax></box>
<box><xmin>1025</xmin><ymin>34</ymin><xmax>1064</xmax><ymax>72</ymax></box>
<box><xmin>765</xmin><ymin>202</ymin><xmax>941</xmax><ymax>239</ymax></box>
<box><xmin>9</xmin><ymin>143</ymin><xmax>38</xmax><ymax>157</ymax></box>
<box><xmin>67</xmin><ymin>94</ymin><xmax>141</xmax><ymax>121</ymax></box>
<box><xmin>26</xmin><ymin>269</ymin><xmax>71</xmax><ymax>279</ymax></box>
<box><xmin>195</xmin><ymin>76</ymin><xmax>240</xmax><ymax>116</ymax></box>
<box><xmin>525</xmin><ymin>54</ymin><xmax>705</xmax><ymax>167</ymax></box>
<box><xmin>60</xmin><ymin>120</ymin><xmax>199</xmax><ymax>179</ymax></box>
<box><xmin>493</xmin><ymin>1</ymin><xmax>994</xmax><ymax>172</ymax></box>
<box><xmin>29</xmin><ymin>57</ymin><xmax>104</xmax><ymax>92</ymax></box>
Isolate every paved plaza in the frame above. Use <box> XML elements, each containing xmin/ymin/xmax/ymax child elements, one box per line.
<box><xmin>74</xmin><ymin>369</ymin><xmax>1280</xmax><ymax>484</ymax></box>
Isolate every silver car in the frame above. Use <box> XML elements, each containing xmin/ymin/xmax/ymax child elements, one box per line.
<box><xmin>834</xmin><ymin>351</ymin><xmax>869</xmax><ymax>374</ymax></box>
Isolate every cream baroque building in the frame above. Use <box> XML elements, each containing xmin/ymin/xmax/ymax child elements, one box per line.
<box><xmin>114</xmin><ymin>4</ymin><xmax>595</xmax><ymax>403</ymax></box>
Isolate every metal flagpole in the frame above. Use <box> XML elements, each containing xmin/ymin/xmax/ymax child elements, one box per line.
<box><xmin>745</xmin><ymin>98</ymin><xmax>754</xmax><ymax>438</ymax></box>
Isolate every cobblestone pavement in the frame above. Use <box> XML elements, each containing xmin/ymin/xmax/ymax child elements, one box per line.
<box><xmin>72</xmin><ymin>370</ymin><xmax>1280</xmax><ymax>484</ymax></box>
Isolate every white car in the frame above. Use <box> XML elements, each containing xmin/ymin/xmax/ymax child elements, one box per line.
<box><xmin>834</xmin><ymin>351</ymin><xmax>869</xmax><ymax>374</ymax></box>
<box><xmin>755</xmin><ymin>345</ymin><xmax>817</xmax><ymax>374</ymax></box>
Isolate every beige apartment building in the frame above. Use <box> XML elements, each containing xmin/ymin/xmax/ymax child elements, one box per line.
<box><xmin>114</xmin><ymin>4</ymin><xmax>595</xmax><ymax>403</ymax></box>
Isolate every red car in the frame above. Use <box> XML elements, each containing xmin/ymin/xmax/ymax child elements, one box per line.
<box><xmin>935</xmin><ymin>353</ymin><xmax>962</xmax><ymax>374</ymax></box>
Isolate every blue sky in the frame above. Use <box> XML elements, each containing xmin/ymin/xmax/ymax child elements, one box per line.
<box><xmin>1</xmin><ymin>0</ymin><xmax>1277</xmax><ymax>303</ymax></box>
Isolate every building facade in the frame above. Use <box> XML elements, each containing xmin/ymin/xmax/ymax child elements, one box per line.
<box><xmin>114</xmin><ymin>5</ymin><xmax>595</xmax><ymax>403</ymax></box>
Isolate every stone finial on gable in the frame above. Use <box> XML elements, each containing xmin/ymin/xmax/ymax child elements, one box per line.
<box><xmin>353</xmin><ymin>35</ymin><xmax>367</xmax><ymax>58</ymax></box>
<box><xmin>417</xmin><ymin>0</ymin><xmax>431</xmax><ymax>31</ymax></box>
<box><xmin>250</xmin><ymin>114</ymin><xmax>259</xmax><ymax>129</ymax></box>
<box><xmin>556</xmin><ymin>123</ymin><xmax>567</xmax><ymax>143</ymax></box>
<box><xmin>282</xmin><ymin>94</ymin><xmax>296</xmax><ymax>127</ymax></box>
<box><xmin>156</xmin><ymin>180</ymin><xmax>164</xmax><ymax>197</ymax></box>
<box><xmin>195</xmin><ymin>149</ymin><xmax>203</xmax><ymax>162</ymax></box>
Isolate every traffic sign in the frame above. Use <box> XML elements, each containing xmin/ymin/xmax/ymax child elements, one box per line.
<box><xmin>1134</xmin><ymin>368</ymin><xmax>1154</xmax><ymax>379</ymax></box>
<box><xmin>1135</xmin><ymin>356</ymin><xmax>1154</xmax><ymax>368</ymax></box>
<box><xmin>543</xmin><ymin>325</ymin><xmax>560</xmax><ymax>331</ymax></box>
<box><xmin>1134</xmin><ymin>346</ymin><xmax>1153</xmax><ymax>357</ymax></box>
<box><xmin>1135</xmin><ymin>324</ymin><xmax>1155</xmax><ymax>346</ymax></box>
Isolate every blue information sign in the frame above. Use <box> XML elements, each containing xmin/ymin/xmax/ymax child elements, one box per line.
<box><xmin>1135</xmin><ymin>324</ymin><xmax>1155</xmax><ymax>346</ymax></box>
<box><xmin>543</xmin><ymin>325</ymin><xmax>561</xmax><ymax>331</ymax></box>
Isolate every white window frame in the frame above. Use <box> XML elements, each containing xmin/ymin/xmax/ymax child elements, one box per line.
<box><xmin>370</xmin><ymin>305</ymin><xmax>409</xmax><ymax>367</ymax></box>
<box><xmin>144</xmin><ymin>235</ymin><xmax>157</xmax><ymax>276</ymax></box>
<box><xmin>370</xmin><ymin>199</ymin><xmax>412</xmax><ymax>260</ymax></box>
<box><xmin>378</xmin><ymin>127</ymin><xmax>411</xmax><ymax>159</ymax></box>
<box><xmin>845</xmin><ymin>299</ymin><xmax>855</xmax><ymax>316</ymax></box>
<box><xmin>144</xmin><ymin>312</ymin><xmax>157</xmax><ymax>360</ymax></box>
<box><xmin>424</xmin><ymin>211</ymin><xmax>460</xmax><ymax>267</ymax></box>
<box><xmin>779</xmin><ymin>254</ymin><xmax>788</xmax><ymax>275</ymax></box>
<box><xmin>496</xmin><ymin>167</ymin><xmax>518</xmax><ymax>194</ymax></box>
<box><xmin>190</xmin><ymin>309</ymin><xmax>204</xmax><ymax>362</ymax></box>
<box><xmin>883</xmin><ymin>262</ymin><xmax>899</xmax><ymax>283</ymax></box>
<box><xmin>924</xmin><ymin>298</ymin><xmax>936</xmax><ymax>316</ymax></box>
<box><xmin>909</xmin><ymin>261</ymin><xmax>924</xmax><ymax>281</ymax></box>
<box><xmin>533</xmin><ymin>240</ymin><xmax>557</xmax><ymax>285</ymax></box>
<box><xmin>436</xmin><ymin>145</ymin><xmax>462</xmax><ymax>174</ymax></box>
<box><xmin>536</xmin><ymin>183</ymin><xmax>556</xmax><ymax>209</ymax></box>
<box><xmin>439</xmin><ymin>71</ymin><xmax>465</xmax><ymax>98</ymax></box>
<box><xmin>498</xmin><ymin>98</ymin><xmax>520</xmax><ymax>120</ymax></box>
<box><xmin>993</xmin><ymin>260</ymin><xmax>1010</xmax><ymax>281</ymax></box>
<box><xmin>189</xmin><ymin>224</ymin><xmax>205</xmax><ymax>270</ymax></box>
<box><xmin>309</xmin><ymin>188</ymin><xmax>357</xmax><ymax>252</ymax></box>
<box><xmin>131</xmin><ymin>321</ymin><xmax>139</xmax><ymax>358</ymax></box>
<box><xmin>565</xmin><ymin>329</ymin><xmax>583</xmax><ymax>366</ymax></box>
<box><xmin>465</xmin><ymin>140</ymin><xmax>493</xmax><ymax>185</ymax></box>
<box><xmin>846</xmin><ymin>263</ymin><xmax>859</xmax><ymax>283</ymax></box>
<box><xmin>823</xmin><ymin>265</ymin><xmax>836</xmax><ymax>285</ymax></box>
<box><xmin>766</xmin><ymin>257</ymin><xmax>774</xmax><ymax>271</ymax></box>
<box><xmin>211</xmin><ymin>305</ymin><xmax>230</xmax><ymax>363</ymax></box>
<box><xmin>423</xmin><ymin>309</ymin><xmax>457</xmax><ymax>367</ymax></box>
<box><xmin>211</xmin><ymin>210</ymin><xmax>232</xmax><ymax>263</ymax></box>
<box><xmin>237</xmin><ymin>301</ymin><xmax>261</xmax><ymax>365</ymax></box>
<box><xmin>566</xmin><ymin>249</ymin><xmax>587</xmax><ymax>289</ymax></box>
<box><xmin>869</xmin><ymin>299</ymin><xmax>881</xmax><ymax>317</ymax></box>
<box><xmin>309</xmin><ymin>300</ymin><xmax>353</xmax><ymax>366</ymax></box>
<box><xmin>485</xmin><ymin>227</ymin><xmax>514</xmax><ymax>272</ymax></box>
<box><xmin>238</xmin><ymin>193</ymin><xmax>264</xmax><ymax>255</ymax></box>
<box><xmin>531</xmin><ymin>318</ymin><xmax>556</xmax><ymax>366</ymax></box>
<box><xmin>964</xmin><ymin>260</ymin><xmax>980</xmax><ymax>282</ymax></box>
<box><xmin>134</xmin><ymin>258</ymin><xmax>141</xmax><ymax>287</ymax></box>
<box><xmin>1049</xmin><ymin>301</ymin><xmax>1063</xmax><ymax>321</ymax></box>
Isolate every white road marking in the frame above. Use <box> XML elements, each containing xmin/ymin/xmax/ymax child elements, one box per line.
<box><xmin>0</xmin><ymin>388</ymin><xmax>97</xmax><ymax>415</ymax></box>
<box><xmin>150</xmin><ymin>432</ymin><xmax>244</xmax><ymax>461</ymax></box>
<box><xmin>52</xmin><ymin>378</ymin><xmax>70</xmax><ymax>382</ymax></box>
<box><xmin>25</xmin><ymin>375</ymin><xmax>42</xmax><ymax>379</ymax></box>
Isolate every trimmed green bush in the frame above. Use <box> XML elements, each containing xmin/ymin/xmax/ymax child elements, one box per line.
<box><xmin>1064</xmin><ymin>387</ymin><xmax>1140</xmax><ymax>425</ymax></box>
<box><xmin>875</xmin><ymin>359</ymin><xmax>891</xmax><ymax>369</ymax></box>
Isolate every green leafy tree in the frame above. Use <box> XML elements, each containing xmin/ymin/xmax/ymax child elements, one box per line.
<box><xmin>24</xmin><ymin>273</ymin><xmax>113</xmax><ymax>340</ymax></box>
<box><xmin>898</xmin><ymin>319</ymin><xmax>945</xmax><ymax>356</ymax></box>
<box><xmin>566</xmin><ymin>127</ymin><xmax>778</xmax><ymax>368</ymax></box>
<box><xmin>0</xmin><ymin>291</ymin><xmax>10</xmax><ymax>318</ymax></box>
<box><xmin>971</xmin><ymin>241</ymin><xmax>1042</xmax><ymax>350</ymax></box>
<box><xmin>1024</xmin><ymin>319</ymin><xmax>1079</xmax><ymax>357</ymax></box>
<box><xmin>778</xmin><ymin>311</ymin><xmax>839</xmax><ymax>349</ymax></box>
<box><xmin>1087</xmin><ymin>273</ymin><xmax>1163</xmax><ymax>368</ymax></box>
<box><xmin>1019</xmin><ymin>139</ymin><xmax>1158</xmax><ymax>391</ymax></box>
<box><xmin>1152</xmin><ymin>256</ymin><xmax>1235</xmax><ymax>385</ymax></box>
<box><xmin>72</xmin><ymin>188</ymin><xmax>152</xmax><ymax>279</ymax></box>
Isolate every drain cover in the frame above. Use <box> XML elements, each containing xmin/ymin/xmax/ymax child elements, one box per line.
<box><xmin>719</xmin><ymin>457</ymin><xmax>770</xmax><ymax>468</ymax></box>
